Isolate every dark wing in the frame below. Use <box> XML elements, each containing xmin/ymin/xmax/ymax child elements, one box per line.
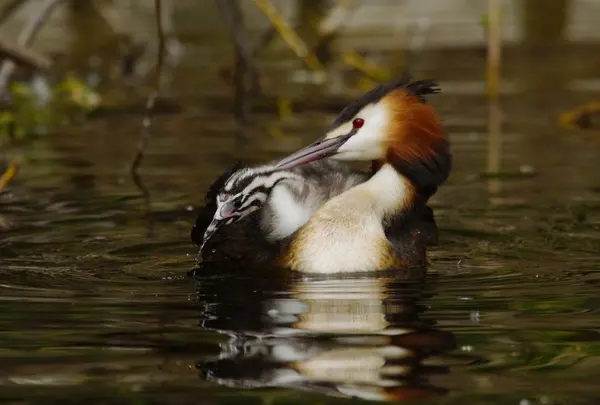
<box><xmin>384</xmin><ymin>203</ymin><xmax>439</xmax><ymax>267</ymax></box>
<box><xmin>418</xmin><ymin>204</ymin><xmax>439</xmax><ymax>246</ymax></box>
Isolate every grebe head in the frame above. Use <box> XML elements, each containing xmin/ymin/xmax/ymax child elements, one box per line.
<box><xmin>200</xmin><ymin>165</ymin><xmax>301</xmax><ymax>248</ymax></box>
<box><xmin>275</xmin><ymin>76</ymin><xmax>451</xmax><ymax>195</ymax></box>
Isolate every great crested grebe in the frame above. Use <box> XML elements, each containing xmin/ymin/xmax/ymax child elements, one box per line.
<box><xmin>268</xmin><ymin>76</ymin><xmax>451</xmax><ymax>274</ymax></box>
<box><xmin>191</xmin><ymin>160</ymin><xmax>370</xmax><ymax>262</ymax></box>
<box><xmin>192</xmin><ymin>160</ymin><xmax>439</xmax><ymax>266</ymax></box>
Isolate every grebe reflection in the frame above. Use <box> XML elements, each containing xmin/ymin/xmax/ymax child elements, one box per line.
<box><xmin>193</xmin><ymin>269</ymin><xmax>456</xmax><ymax>402</ymax></box>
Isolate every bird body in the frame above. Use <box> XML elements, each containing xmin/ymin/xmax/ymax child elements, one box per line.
<box><xmin>192</xmin><ymin>76</ymin><xmax>448</xmax><ymax>274</ymax></box>
<box><xmin>192</xmin><ymin>160</ymin><xmax>370</xmax><ymax>264</ymax></box>
<box><xmin>281</xmin><ymin>164</ymin><xmax>416</xmax><ymax>273</ymax></box>
<box><xmin>273</xmin><ymin>76</ymin><xmax>451</xmax><ymax>274</ymax></box>
<box><xmin>238</xmin><ymin>160</ymin><xmax>370</xmax><ymax>242</ymax></box>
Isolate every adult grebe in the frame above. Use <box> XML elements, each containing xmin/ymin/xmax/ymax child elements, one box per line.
<box><xmin>269</xmin><ymin>76</ymin><xmax>451</xmax><ymax>273</ymax></box>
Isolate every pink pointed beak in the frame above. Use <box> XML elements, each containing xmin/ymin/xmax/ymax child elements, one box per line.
<box><xmin>274</xmin><ymin>133</ymin><xmax>354</xmax><ymax>170</ymax></box>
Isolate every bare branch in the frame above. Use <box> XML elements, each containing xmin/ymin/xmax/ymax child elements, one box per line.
<box><xmin>130</xmin><ymin>0</ymin><xmax>168</xmax><ymax>175</ymax></box>
<box><xmin>0</xmin><ymin>159</ymin><xmax>19</xmax><ymax>193</ymax></box>
<box><xmin>486</xmin><ymin>0</ymin><xmax>502</xmax><ymax>98</ymax></box>
<box><xmin>0</xmin><ymin>0</ymin><xmax>63</xmax><ymax>97</ymax></box>
<box><xmin>215</xmin><ymin>0</ymin><xmax>258</xmax><ymax>135</ymax></box>
<box><xmin>251</xmin><ymin>0</ymin><xmax>324</xmax><ymax>72</ymax></box>
<box><xmin>0</xmin><ymin>35</ymin><xmax>51</xmax><ymax>71</ymax></box>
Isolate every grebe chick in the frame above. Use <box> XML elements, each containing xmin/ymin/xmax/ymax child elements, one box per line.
<box><xmin>269</xmin><ymin>76</ymin><xmax>451</xmax><ymax>274</ymax></box>
<box><xmin>191</xmin><ymin>160</ymin><xmax>370</xmax><ymax>262</ymax></box>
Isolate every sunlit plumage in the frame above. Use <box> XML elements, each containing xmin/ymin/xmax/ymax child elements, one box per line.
<box><xmin>191</xmin><ymin>160</ymin><xmax>370</xmax><ymax>264</ymax></box>
<box><xmin>191</xmin><ymin>76</ymin><xmax>448</xmax><ymax>273</ymax></box>
<box><xmin>272</xmin><ymin>76</ymin><xmax>452</xmax><ymax>273</ymax></box>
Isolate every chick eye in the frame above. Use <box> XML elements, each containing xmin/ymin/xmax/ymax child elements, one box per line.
<box><xmin>352</xmin><ymin>118</ymin><xmax>364</xmax><ymax>129</ymax></box>
<box><xmin>232</xmin><ymin>199</ymin><xmax>242</xmax><ymax>209</ymax></box>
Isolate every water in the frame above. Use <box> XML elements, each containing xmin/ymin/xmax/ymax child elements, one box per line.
<box><xmin>2</xmin><ymin>12</ymin><xmax>600</xmax><ymax>405</ymax></box>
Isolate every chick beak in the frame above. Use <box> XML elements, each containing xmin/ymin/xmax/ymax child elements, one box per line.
<box><xmin>201</xmin><ymin>218</ymin><xmax>223</xmax><ymax>251</ymax></box>
<box><xmin>200</xmin><ymin>198</ymin><xmax>240</xmax><ymax>252</ymax></box>
<box><xmin>274</xmin><ymin>133</ymin><xmax>353</xmax><ymax>170</ymax></box>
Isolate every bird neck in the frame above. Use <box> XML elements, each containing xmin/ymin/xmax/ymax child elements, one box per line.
<box><xmin>384</xmin><ymin>143</ymin><xmax>451</xmax><ymax>201</ymax></box>
<box><xmin>383</xmin><ymin>89</ymin><xmax>451</xmax><ymax>199</ymax></box>
<box><xmin>362</xmin><ymin>163</ymin><xmax>416</xmax><ymax>220</ymax></box>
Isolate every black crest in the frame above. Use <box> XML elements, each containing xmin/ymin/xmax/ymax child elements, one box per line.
<box><xmin>330</xmin><ymin>75</ymin><xmax>440</xmax><ymax>129</ymax></box>
<box><xmin>190</xmin><ymin>161</ymin><xmax>246</xmax><ymax>245</ymax></box>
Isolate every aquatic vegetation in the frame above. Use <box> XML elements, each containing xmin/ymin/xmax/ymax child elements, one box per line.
<box><xmin>0</xmin><ymin>74</ymin><xmax>100</xmax><ymax>145</ymax></box>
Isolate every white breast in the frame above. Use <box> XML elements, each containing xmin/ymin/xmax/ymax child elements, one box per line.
<box><xmin>288</xmin><ymin>165</ymin><xmax>413</xmax><ymax>274</ymax></box>
<box><xmin>292</xmin><ymin>200</ymin><xmax>389</xmax><ymax>274</ymax></box>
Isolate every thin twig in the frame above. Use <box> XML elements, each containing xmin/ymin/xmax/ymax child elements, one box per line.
<box><xmin>130</xmin><ymin>0</ymin><xmax>167</xmax><ymax>176</ymax></box>
<box><xmin>317</xmin><ymin>0</ymin><xmax>358</xmax><ymax>37</ymax></box>
<box><xmin>316</xmin><ymin>1</ymin><xmax>390</xmax><ymax>79</ymax></box>
<box><xmin>215</xmin><ymin>0</ymin><xmax>259</xmax><ymax>138</ymax></box>
<box><xmin>341</xmin><ymin>49</ymin><xmax>390</xmax><ymax>81</ymax></box>
<box><xmin>486</xmin><ymin>0</ymin><xmax>502</xmax><ymax>98</ymax></box>
<box><xmin>130</xmin><ymin>0</ymin><xmax>169</xmax><ymax>235</ymax></box>
<box><xmin>251</xmin><ymin>0</ymin><xmax>324</xmax><ymax>72</ymax></box>
<box><xmin>0</xmin><ymin>35</ymin><xmax>51</xmax><ymax>71</ymax></box>
<box><xmin>313</xmin><ymin>0</ymin><xmax>360</xmax><ymax>62</ymax></box>
<box><xmin>0</xmin><ymin>159</ymin><xmax>19</xmax><ymax>193</ymax></box>
<box><xmin>486</xmin><ymin>0</ymin><xmax>503</xmax><ymax>196</ymax></box>
<box><xmin>0</xmin><ymin>0</ymin><xmax>63</xmax><ymax>98</ymax></box>
<box><xmin>487</xmin><ymin>97</ymin><xmax>502</xmax><ymax>196</ymax></box>
<box><xmin>216</xmin><ymin>0</ymin><xmax>256</xmax><ymax>81</ymax></box>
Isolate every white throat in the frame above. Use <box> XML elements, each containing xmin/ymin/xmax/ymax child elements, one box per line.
<box><xmin>362</xmin><ymin>163</ymin><xmax>413</xmax><ymax>217</ymax></box>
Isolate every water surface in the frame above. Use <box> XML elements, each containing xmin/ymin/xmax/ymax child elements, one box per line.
<box><xmin>1</xmin><ymin>27</ymin><xmax>600</xmax><ymax>405</ymax></box>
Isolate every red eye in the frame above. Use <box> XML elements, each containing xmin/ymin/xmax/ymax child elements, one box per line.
<box><xmin>352</xmin><ymin>118</ymin><xmax>364</xmax><ymax>129</ymax></box>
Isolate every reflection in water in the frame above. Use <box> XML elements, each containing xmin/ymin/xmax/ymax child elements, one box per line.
<box><xmin>487</xmin><ymin>97</ymin><xmax>503</xmax><ymax>198</ymax></box>
<box><xmin>193</xmin><ymin>269</ymin><xmax>456</xmax><ymax>402</ymax></box>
